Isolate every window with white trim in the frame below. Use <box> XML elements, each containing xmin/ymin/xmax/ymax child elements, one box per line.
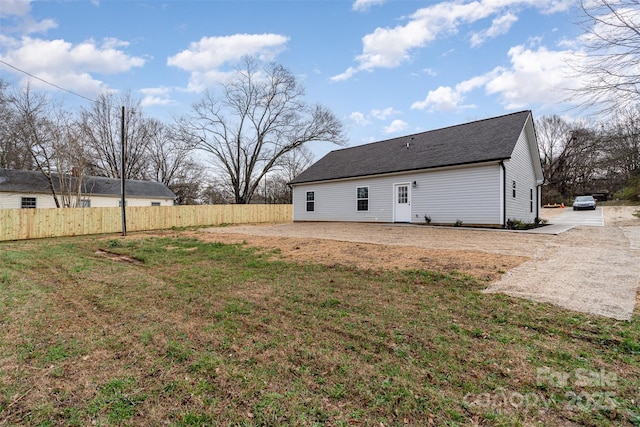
<box><xmin>512</xmin><ymin>180</ymin><xmax>516</xmax><ymax>198</ymax></box>
<box><xmin>306</xmin><ymin>191</ymin><xmax>315</xmax><ymax>212</ymax></box>
<box><xmin>79</xmin><ymin>199</ymin><xmax>91</xmax><ymax>208</ymax></box>
<box><xmin>357</xmin><ymin>186</ymin><xmax>369</xmax><ymax>211</ymax></box>
<box><xmin>151</xmin><ymin>202</ymin><xmax>161</xmax><ymax>206</ymax></box>
<box><xmin>21</xmin><ymin>197</ymin><xmax>36</xmax><ymax>209</ymax></box>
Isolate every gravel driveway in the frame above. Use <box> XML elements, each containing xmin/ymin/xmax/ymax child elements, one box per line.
<box><xmin>485</xmin><ymin>206</ymin><xmax>639</xmax><ymax>320</ymax></box>
<box><xmin>204</xmin><ymin>206</ymin><xmax>639</xmax><ymax>320</ymax></box>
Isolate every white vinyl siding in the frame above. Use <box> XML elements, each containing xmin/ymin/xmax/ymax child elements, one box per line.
<box><xmin>293</xmin><ymin>163</ymin><xmax>502</xmax><ymax>225</ymax></box>
<box><xmin>0</xmin><ymin>193</ymin><xmax>174</xmax><ymax>209</ymax></box>
<box><xmin>0</xmin><ymin>194</ymin><xmax>56</xmax><ymax>209</ymax></box>
<box><xmin>293</xmin><ymin>179</ymin><xmax>394</xmax><ymax>222</ymax></box>
<box><xmin>410</xmin><ymin>163</ymin><xmax>501</xmax><ymax>225</ymax></box>
<box><xmin>504</xmin><ymin>126</ymin><xmax>539</xmax><ymax>223</ymax></box>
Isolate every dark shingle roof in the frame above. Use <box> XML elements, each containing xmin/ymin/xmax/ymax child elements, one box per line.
<box><xmin>289</xmin><ymin>110</ymin><xmax>531</xmax><ymax>185</ymax></box>
<box><xmin>0</xmin><ymin>169</ymin><xmax>176</xmax><ymax>199</ymax></box>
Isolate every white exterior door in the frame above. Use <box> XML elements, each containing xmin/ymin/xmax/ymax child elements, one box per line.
<box><xmin>393</xmin><ymin>183</ymin><xmax>411</xmax><ymax>222</ymax></box>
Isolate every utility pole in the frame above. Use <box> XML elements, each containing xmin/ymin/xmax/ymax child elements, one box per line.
<box><xmin>120</xmin><ymin>106</ymin><xmax>127</xmax><ymax>236</ymax></box>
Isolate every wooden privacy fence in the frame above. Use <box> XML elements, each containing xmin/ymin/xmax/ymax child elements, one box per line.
<box><xmin>0</xmin><ymin>204</ymin><xmax>292</xmax><ymax>242</ymax></box>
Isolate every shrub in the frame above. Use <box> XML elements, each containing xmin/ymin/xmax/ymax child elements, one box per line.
<box><xmin>506</xmin><ymin>218</ymin><xmax>547</xmax><ymax>230</ymax></box>
<box><xmin>614</xmin><ymin>175</ymin><xmax>640</xmax><ymax>201</ymax></box>
<box><xmin>613</xmin><ymin>175</ymin><xmax>640</xmax><ymax>201</ymax></box>
<box><xmin>534</xmin><ymin>217</ymin><xmax>548</xmax><ymax>226</ymax></box>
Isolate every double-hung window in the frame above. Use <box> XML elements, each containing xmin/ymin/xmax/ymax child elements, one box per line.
<box><xmin>357</xmin><ymin>187</ymin><xmax>369</xmax><ymax>211</ymax></box>
<box><xmin>306</xmin><ymin>191</ymin><xmax>315</xmax><ymax>212</ymax></box>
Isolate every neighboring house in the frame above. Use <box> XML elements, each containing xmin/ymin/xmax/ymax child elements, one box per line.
<box><xmin>0</xmin><ymin>169</ymin><xmax>176</xmax><ymax>209</ymax></box>
<box><xmin>288</xmin><ymin>110</ymin><xmax>544</xmax><ymax>227</ymax></box>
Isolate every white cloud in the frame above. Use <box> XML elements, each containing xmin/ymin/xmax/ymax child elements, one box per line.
<box><xmin>455</xmin><ymin>72</ymin><xmax>496</xmax><ymax>94</ymax></box>
<box><xmin>470</xmin><ymin>13</ymin><xmax>518</xmax><ymax>47</ymax></box>
<box><xmin>350</xmin><ymin>111</ymin><xmax>371</xmax><ymax>126</ymax></box>
<box><xmin>411</xmin><ymin>86</ymin><xmax>466</xmax><ymax>112</ymax></box>
<box><xmin>22</xmin><ymin>17</ymin><xmax>56</xmax><ymax>34</ymax></box>
<box><xmin>485</xmin><ymin>44</ymin><xmax>582</xmax><ymax>109</ymax></box>
<box><xmin>422</xmin><ymin>67</ymin><xmax>437</xmax><ymax>77</ymax></box>
<box><xmin>350</xmin><ymin>107</ymin><xmax>401</xmax><ymax>126</ymax></box>
<box><xmin>412</xmin><ymin>42</ymin><xmax>588</xmax><ymax>112</ymax></box>
<box><xmin>383</xmin><ymin>119</ymin><xmax>408</xmax><ymax>134</ymax></box>
<box><xmin>0</xmin><ymin>0</ymin><xmax>57</xmax><ymax>34</ymax></box>
<box><xmin>6</xmin><ymin>37</ymin><xmax>144</xmax><ymax>73</ymax></box>
<box><xmin>168</xmin><ymin>34</ymin><xmax>288</xmax><ymax>72</ymax></box>
<box><xmin>371</xmin><ymin>107</ymin><xmax>400</xmax><ymax>120</ymax></box>
<box><xmin>168</xmin><ymin>33</ymin><xmax>289</xmax><ymax>91</ymax></box>
<box><xmin>330</xmin><ymin>66</ymin><xmax>358</xmax><ymax>82</ymax></box>
<box><xmin>352</xmin><ymin>0</ymin><xmax>386</xmax><ymax>12</ymax></box>
<box><xmin>539</xmin><ymin>0</ymin><xmax>575</xmax><ymax>14</ymax></box>
<box><xmin>140</xmin><ymin>86</ymin><xmax>176</xmax><ymax>107</ymax></box>
<box><xmin>332</xmin><ymin>0</ymin><xmax>573</xmax><ymax>81</ymax></box>
<box><xmin>0</xmin><ymin>0</ymin><xmax>31</xmax><ymax>17</ymax></box>
<box><xmin>101</xmin><ymin>37</ymin><xmax>130</xmax><ymax>49</ymax></box>
<box><xmin>411</xmin><ymin>71</ymin><xmax>497</xmax><ymax>112</ymax></box>
<box><xmin>0</xmin><ymin>36</ymin><xmax>145</xmax><ymax>96</ymax></box>
<box><xmin>140</xmin><ymin>95</ymin><xmax>174</xmax><ymax>107</ymax></box>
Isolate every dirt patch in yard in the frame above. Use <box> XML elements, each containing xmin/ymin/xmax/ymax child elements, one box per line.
<box><xmin>193</xmin><ymin>208</ymin><xmax>566</xmax><ymax>280</ymax></box>
<box><xmin>191</xmin><ymin>231</ymin><xmax>526</xmax><ymax>281</ymax></box>
<box><xmin>194</xmin><ymin>206</ymin><xmax>639</xmax><ymax>319</ymax></box>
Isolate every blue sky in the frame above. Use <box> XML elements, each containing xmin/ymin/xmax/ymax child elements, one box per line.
<box><xmin>1</xmin><ymin>0</ymin><xmax>591</xmax><ymax>159</ymax></box>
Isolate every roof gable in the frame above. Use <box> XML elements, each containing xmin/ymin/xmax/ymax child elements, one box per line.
<box><xmin>290</xmin><ymin>110</ymin><xmax>532</xmax><ymax>184</ymax></box>
<box><xmin>0</xmin><ymin>169</ymin><xmax>176</xmax><ymax>199</ymax></box>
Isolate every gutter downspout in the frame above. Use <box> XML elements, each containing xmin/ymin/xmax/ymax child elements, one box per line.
<box><xmin>536</xmin><ymin>177</ymin><xmax>545</xmax><ymax>220</ymax></box>
<box><xmin>536</xmin><ymin>184</ymin><xmax>540</xmax><ymax>220</ymax></box>
<box><xmin>500</xmin><ymin>160</ymin><xmax>506</xmax><ymax>228</ymax></box>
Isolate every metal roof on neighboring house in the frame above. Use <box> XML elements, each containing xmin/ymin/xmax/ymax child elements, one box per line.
<box><xmin>0</xmin><ymin>169</ymin><xmax>176</xmax><ymax>199</ymax></box>
<box><xmin>289</xmin><ymin>110</ymin><xmax>532</xmax><ymax>185</ymax></box>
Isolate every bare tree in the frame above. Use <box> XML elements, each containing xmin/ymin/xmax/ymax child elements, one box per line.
<box><xmin>0</xmin><ymin>80</ymin><xmax>34</xmax><ymax>169</ymax></box>
<box><xmin>604</xmin><ymin>107</ymin><xmax>640</xmax><ymax>178</ymax></box>
<box><xmin>7</xmin><ymin>83</ymin><xmax>65</xmax><ymax>206</ymax></box>
<box><xmin>145</xmin><ymin>119</ymin><xmax>201</xmax><ymax>203</ymax></box>
<box><xmin>575</xmin><ymin>0</ymin><xmax>640</xmax><ymax>112</ymax></box>
<box><xmin>536</xmin><ymin>116</ymin><xmax>603</xmax><ymax>203</ymax></box>
<box><xmin>52</xmin><ymin>115</ymin><xmax>95</xmax><ymax>208</ymax></box>
<box><xmin>80</xmin><ymin>91</ymin><xmax>149</xmax><ymax>179</ymax></box>
<box><xmin>177</xmin><ymin>56</ymin><xmax>346</xmax><ymax>204</ymax></box>
<box><xmin>598</xmin><ymin>107</ymin><xmax>640</xmax><ymax>198</ymax></box>
<box><xmin>5</xmin><ymin>83</ymin><xmax>95</xmax><ymax>207</ymax></box>
<box><xmin>261</xmin><ymin>145</ymin><xmax>315</xmax><ymax>203</ymax></box>
<box><xmin>200</xmin><ymin>176</ymin><xmax>234</xmax><ymax>204</ymax></box>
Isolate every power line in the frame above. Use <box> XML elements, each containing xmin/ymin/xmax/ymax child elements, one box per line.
<box><xmin>0</xmin><ymin>60</ymin><xmax>96</xmax><ymax>103</ymax></box>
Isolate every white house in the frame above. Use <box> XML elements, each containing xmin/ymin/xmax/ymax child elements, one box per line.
<box><xmin>289</xmin><ymin>110</ymin><xmax>544</xmax><ymax>227</ymax></box>
<box><xmin>0</xmin><ymin>169</ymin><xmax>176</xmax><ymax>209</ymax></box>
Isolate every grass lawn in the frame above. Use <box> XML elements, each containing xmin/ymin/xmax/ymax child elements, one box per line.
<box><xmin>0</xmin><ymin>233</ymin><xmax>638</xmax><ymax>426</ymax></box>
